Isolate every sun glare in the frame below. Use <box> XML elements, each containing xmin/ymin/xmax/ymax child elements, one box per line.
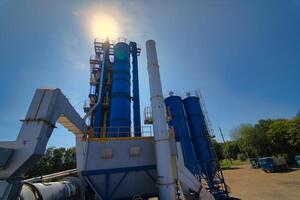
<box><xmin>89</xmin><ymin>15</ymin><xmax>120</xmax><ymax>39</ymax></box>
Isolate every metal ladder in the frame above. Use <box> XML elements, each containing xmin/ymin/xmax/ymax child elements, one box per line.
<box><xmin>196</xmin><ymin>91</ymin><xmax>229</xmax><ymax>199</ymax></box>
<box><xmin>196</xmin><ymin>91</ymin><xmax>218</xmax><ymax>162</ymax></box>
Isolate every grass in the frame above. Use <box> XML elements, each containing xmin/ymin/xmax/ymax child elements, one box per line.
<box><xmin>219</xmin><ymin>159</ymin><xmax>250</xmax><ymax>169</ymax></box>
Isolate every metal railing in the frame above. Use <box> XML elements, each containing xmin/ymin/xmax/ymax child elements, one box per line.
<box><xmin>143</xmin><ymin>107</ymin><xmax>153</xmax><ymax>124</ymax></box>
<box><xmin>25</xmin><ymin>169</ymin><xmax>77</xmax><ymax>183</ymax></box>
<box><xmin>88</xmin><ymin>126</ymin><xmax>153</xmax><ymax>138</ymax></box>
<box><xmin>116</xmin><ymin>37</ymin><xmax>128</xmax><ymax>43</ymax></box>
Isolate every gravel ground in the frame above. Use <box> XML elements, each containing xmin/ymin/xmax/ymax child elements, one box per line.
<box><xmin>223</xmin><ymin>164</ymin><xmax>300</xmax><ymax>200</ymax></box>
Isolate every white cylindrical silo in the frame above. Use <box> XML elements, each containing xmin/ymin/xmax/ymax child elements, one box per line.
<box><xmin>146</xmin><ymin>40</ymin><xmax>176</xmax><ymax>199</ymax></box>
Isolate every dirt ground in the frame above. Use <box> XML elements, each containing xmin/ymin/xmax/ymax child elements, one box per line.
<box><xmin>223</xmin><ymin>164</ymin><xmax>300</xmax><ymax>200</ymax></box>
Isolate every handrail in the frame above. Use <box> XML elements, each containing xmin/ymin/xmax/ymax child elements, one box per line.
<box><xmin>87</xmin><ymin>126</ymin><xmax>153</xmax><ymax>138</ymax></box>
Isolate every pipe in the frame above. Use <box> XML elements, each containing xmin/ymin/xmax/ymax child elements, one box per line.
<box><xmin>20</xmin><ymin>177</ymin><xmax>84</xmax><ymax>200</ymax></box>
<box><xmin>129</xmin><ymin>42</ymin><xmax>141</xmax><ymax>137</ymax></box>
<box><xmin>146</xmin><ymin>40</ymin><xmax>176</xmax><ymax>199</ymax></box>
<box><xmin>24</xmin><ymin>169</ymin><xmax>77</xmax><ymax>183</ymax></box>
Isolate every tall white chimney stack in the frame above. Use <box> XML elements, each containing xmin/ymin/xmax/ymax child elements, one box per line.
<box><xmin>146</xmin><ymin>40</ymin><xmax>176</xmax><ymax>199</ymax></box>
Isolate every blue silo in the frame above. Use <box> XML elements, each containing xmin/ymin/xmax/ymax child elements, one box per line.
<box><xmin>164</xmin><ymin>95</ymin><xmax>199</xmax><ymax>174</ymax></box>
<box><xmin>183</xmin><ymin>96</ymin><xmax>217</xmax><ymax>182</ymax></box>
<box><xmin>109</xmin><ymin>42</ymin><xmax>131</xmax><ymax>137</ymax></box>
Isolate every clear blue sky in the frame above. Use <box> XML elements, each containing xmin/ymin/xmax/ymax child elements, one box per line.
<box><xmin>0</xmin><ymin>0</ymin><xmax>300</xmax><ymax>147</ymax></box>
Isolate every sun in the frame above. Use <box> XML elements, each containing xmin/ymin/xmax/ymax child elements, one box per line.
<box><xmin>89</xmin><ymin>15</ymin><xmax>120</xmax><ymax>39</ymax></box>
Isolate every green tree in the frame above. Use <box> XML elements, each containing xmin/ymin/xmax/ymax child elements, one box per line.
<box><xmin>231</xmin><ymin>124</ymin><xmax>256</xmax><ymax>158</ymax></box>
<box><xmin>25</xmin><ymin>146</ymin><xmax>77</xmax><ymax>178</ymax></box>
<box><xmin>288</xmin><ymin>116</ymin><xmax>300</xmax><ymax>152</ymax></box>
<box><xmin>237</xmin><ymin>153</ymin><xmax>247</xmax><ymax>161</ymax></box>
<box><xmin>253</xmin><ymin>120</ymin><xmax>273</xmax><ymax>156</ymax></box>
<box><xmin>49</xmin><ymin>147</ymin><xmax>65</xmax><ymax>173</ymax></box>
<box><xmin>266</xmin><ymin>117</ymin><xmax>300</xmax><ymax>161</ymax></box>
<box><xmin>266</xmin><ymin>119</ymin><xmax>291</xmax><ymax>156</ymax></box>
<box><xmin>64</xmin><ymin>147</ymin><xmax>76</xmax><ymax>169</ymax></box>
<box><xmin>228</xmin><ymin>116</ymin><xmax>300</xmax><ymax>164</ymax></box>
<box><xmin>224</xmin><ymin>141</ymin><xmax>240</xmax><ymax>160</ymax></box>
<box><xmin>211</xmin><ymin>139</ymin><xmax>224</xmax><ymax>160</ymax></box>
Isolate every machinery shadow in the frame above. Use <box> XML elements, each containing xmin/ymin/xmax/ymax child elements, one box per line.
<box><xmin>229</xmin><ymin>197</ymin><xmax>241</xmax><ymax>200</ymax></box>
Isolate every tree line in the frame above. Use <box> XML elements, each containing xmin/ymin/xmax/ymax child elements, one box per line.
<box><xmin>213</xmin><ymin>116</ymin><xmax>300</xmax><ymax>164</ymax></box>
<box><xmin>25</xmin><ymin>147</ymin><xmax>76</xmax><ymax>178</ymax></box>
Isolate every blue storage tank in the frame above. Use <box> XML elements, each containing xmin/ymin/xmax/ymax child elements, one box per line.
<box><xmin>109</xmin><ymin>42</ymin><xmax>131</xmax><ymax>137</ymax></box>
<box><xmin>183</xmin><ymin>96</ymin><xmax>216</xmax><ymax>180</ymax></box>
<box><xmin>165</xmin><ymin>95</ymin><xmax>199</xmax><ymax>174</ymax></box>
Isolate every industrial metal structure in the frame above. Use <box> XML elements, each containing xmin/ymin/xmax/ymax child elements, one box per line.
<box><xmin>0</xmin><ymin>38</ymin><xmax>232</xmax><ymax>200</ymax></box>
<box><xmin>164</xmin><ymin>95</ymin><xmax>199</xmax><ymax>174</ymax></box>
<box><xmin>164</xmin><ymin>92</ymin><xmax>229</xmax><ymax>199</ymax></box>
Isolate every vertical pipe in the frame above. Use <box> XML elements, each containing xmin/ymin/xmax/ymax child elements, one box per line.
<box><xmin>146</xmin><ymin>40</ymin><xmax>176</xmax><ymax>199</ymax></box>
<box><xmin>129</xmin><ymin>42</ymin><xmax>141</xmax><ymax>137</ymax></box>
<box><xmin>93</xmin><ymin>40</ymin><xmax>110</xmax><ymax>137</ymax></box>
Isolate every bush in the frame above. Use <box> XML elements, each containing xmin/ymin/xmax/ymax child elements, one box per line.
<box><xmin>237</xmin><ymin>153</ymin><xmax>247</xmax><ymax>161</ymax></box>
<box><xmin>25</xmin><ymin>147</ymin><xmax>76</xmax><ymax>178</ymax></box>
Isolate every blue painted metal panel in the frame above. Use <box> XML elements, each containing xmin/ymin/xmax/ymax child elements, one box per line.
<box><xmin>84</xmin><ymin>176</ymin><xmax>158</xmax><ymax>200</ymax></box>
<box><xmin>83</xmin><ymin>165</ymin><xmax>156</xmax><ymax>176</ymax></box>
<box><xmin>183</xmin><ymin>96</ymin><xmax>216</xmax><ymax>181</ymax></box>
<box><xmin>82</xmin><ymin>165</ymin><xmax>157</xmax><ymax>200</ymax></box>
<box><xmin>129</xmin><ymin>42</ymin><xmax>141</xmax><ymax>137</ymax></box>
<box><xmin>164</xmin><ymin>95</ymin><xmax>199</xmax><ymax>174</ymax></box>
<box><xmin>109</xmin><ymin>172</ymin><xmax>128</xmax><ymax>199</ymax></box>
<box><xmin>109</xmin><ymin>42</ymin><xmax>131</xmax><ymax>137</ymax></box>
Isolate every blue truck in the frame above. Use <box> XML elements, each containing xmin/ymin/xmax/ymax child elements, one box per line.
<box><xmin>250</xmin><ymin>158</ymin><xmax>260</xmax><ymax>169</ymax></box>
<box><xmin>258</xmin><ymin>157</ymin><xmax>288</xmax><ymax>172</ymax></box>
<box><xmin>295</xmin><ymin>155</ymin><xmax>300</xmax><ymax>167</ymax></box>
